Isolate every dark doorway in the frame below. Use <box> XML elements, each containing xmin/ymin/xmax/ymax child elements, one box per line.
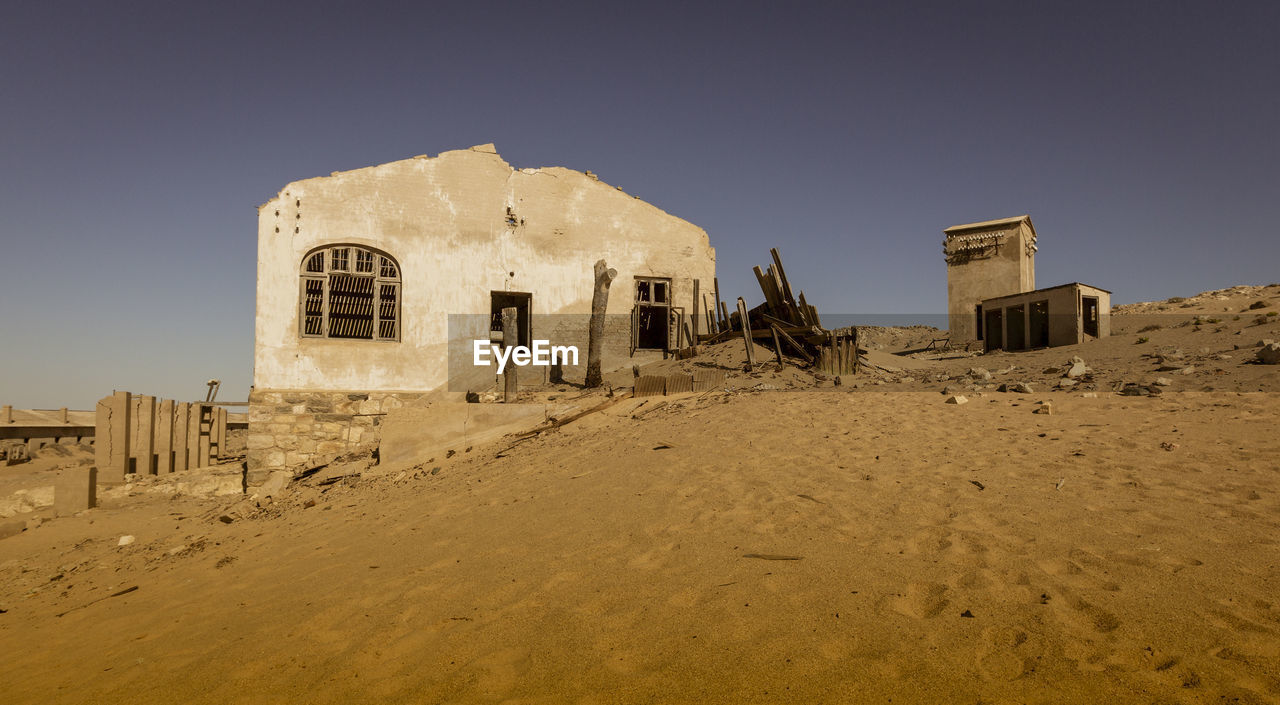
<box><xmin>984</xmin><ymin>308</ymin><xmax>1003</xmax><ymax>352</ymax></box>
<box><xmin>634</xmin><ymin>277</ymin><xmax>671</xmax><ymax>351</ymax></box>
<box><xmin>490</xmin><ymin>291</ymin><xmax>532</xmax><ymax>348</ymax></box>
<box><xmin>1082</xmin><ymin>296</ymin><xmax>1099</xmax><ymax>337</ymax></box>
<box><xmin>975</xmin><ymin>304</ymin><xmax>984</xmax><ymax>341</ymax></box>
<box><xmin>1006</xmin><ymin>304</ymin><xmax>1026</xmax><ymax>351</ymax></box>
<box><xmin>1029</xmin><ymin>300</ymin><xmax>1049</xmax><ymax>348</ymax></box>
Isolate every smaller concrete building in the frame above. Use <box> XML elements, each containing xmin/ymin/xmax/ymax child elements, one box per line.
<box><xmin>979</xmin><ymin>283</ymin><xmax>1110</xmax><ymax>353</ymax></box>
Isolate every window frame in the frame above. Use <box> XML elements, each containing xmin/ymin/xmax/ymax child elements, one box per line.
<box><xmin>298</xmin><ymin>244</ymin><xmax>401</xmax><ymax>342</ymax></box>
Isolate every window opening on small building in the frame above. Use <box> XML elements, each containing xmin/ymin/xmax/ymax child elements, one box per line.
<box><xmin>298</xmin><ymin>245</ymin><xmax>400</xmax><ymax>341</ymax></box>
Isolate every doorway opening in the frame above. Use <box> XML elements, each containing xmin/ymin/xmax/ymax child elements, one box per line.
<box><xmin>975</xmin><ymin>304</ymin><xmax>984</xmax><ymax>341</ymax></box>
<box><xmin>490</xmin><ymin>291</ymin><xmax>532</xmax><ymax>349</ymax></box>
<box><xmin>1006</xmin><ymin>304</ymin><xmax>1026</xmax><ymax>351</ymax></box>
<box><xmin>984</xmin><ymin>308</ymin><xmax>1003</xmax><ymax>352</ymax></box>
<box><xmin>633</xmin><ymin>277</ymin><xmax>671</xmax><ymax>351</ymax></box>
<box><xmin>1029</xmin><ymin>300</ymin><xmax>1049</xmax><ymax>348</ymax></box>
<box><xmin>1082</xmin><ymin>296</ymin><xmax>1099</xmax><ymax>338</ymax></box>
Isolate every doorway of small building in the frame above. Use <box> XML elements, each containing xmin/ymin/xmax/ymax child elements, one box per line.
<box><xmin>975</xmin><ymin>304</ymin><xmax>984</xmax><ymax>341</ymax></box>
<box><xmin>1029</xmin><ymin>300</ymin><xmax>1049</xmax><ymax>348</ymax></box>
<box><xmin>490</xmin><ymin>291</ymin><xmax>532</xmax><ymax>349</ymax></box>
<box><xmin>1082</xmin><ymin>296</ymin><xmax>1099</xmax><ymax>338</ymax></box>
<box><xmin>984</xmin><ymin>308</ymin><xmax>1003</xmax><ymax>352</ymax></box>
<box><xmin>1006</xmin><ymin>304</ymin><xmax>1026</xmax><ymax>351</ymax></box>
<box><xmin>633</xmin><ymin>277</ymin><xmax>671</xmax><ymax>351</ymax></box>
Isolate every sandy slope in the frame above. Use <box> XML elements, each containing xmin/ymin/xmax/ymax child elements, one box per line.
<box><xmin>2</xmin><ymin>286</ymin><xmax>1279</xmax><ymax>704</ymax></box>
<box><xmin>2</xmin><ymin>385</ymin><xmax>1279</xmax><ymax>704</ymax></box>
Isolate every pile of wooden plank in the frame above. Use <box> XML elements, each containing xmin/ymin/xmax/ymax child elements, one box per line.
<box><xmin>699</xmin><ymin>248</ymin><xmax>857</xmax><ymax>376</ymax></box>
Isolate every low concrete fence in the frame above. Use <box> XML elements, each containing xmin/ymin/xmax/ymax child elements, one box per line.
<box><xmin>94</xmin><ymin>392</ymin><xmax>228</xmax><ymax>482</ymax></box>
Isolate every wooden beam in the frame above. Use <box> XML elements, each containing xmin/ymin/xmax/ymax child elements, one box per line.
<box><xmin>737</xmin><ymin>297</ymin><xmax>755</xmax><ymax>368</ymax></box>
<box><xmin>771</xmin><ymin>324</ymin><xmax>815</xmax><ymax>364</ymax></box>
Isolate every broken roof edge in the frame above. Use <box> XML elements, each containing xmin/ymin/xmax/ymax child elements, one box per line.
<box><xmin>944</xmin><ymin>215</ymin><xmax>1036</xmax><ymax>237</ymax></box>
<box><xmin>981</xmin><ymin>282</ymin><xmax>1112</xmax><ymax>305</ymax></box>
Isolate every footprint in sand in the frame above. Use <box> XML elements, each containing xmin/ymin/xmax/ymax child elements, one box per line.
<box><xmin>888</xmin><ymin>582</ymin><xmax>949</xmax><ymax>619</ymax></box>
<box><xmin>975</xmin><ymin>626</ymin><xmax>1035</xmax><ymax>681</ymax></box>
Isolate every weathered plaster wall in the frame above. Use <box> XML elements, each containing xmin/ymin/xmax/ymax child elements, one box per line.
<box><xmin>250</xmin><ymin>144</ymin><xmax>715</xmax><ymax>475</ymax></box>
<box><xmin>945</xmin><ymin>218</ymin><xmax>1036</xmax><ymax>342</ymax></box>
<box><xmin>254</xmin><ymin>144</ymin><xmax>715</xmax><ymax>393</ymax></box>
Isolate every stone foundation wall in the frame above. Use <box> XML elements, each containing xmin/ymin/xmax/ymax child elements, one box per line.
<box><xmin>247</xmin><ymin>390</ymin><xmax>427</xmax><ymax>480</ymax></box>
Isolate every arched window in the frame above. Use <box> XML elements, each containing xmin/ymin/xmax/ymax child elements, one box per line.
<box><xmin>299</xmin><ymin>245</ymin><xmax>400</xmax><ymax>341</ymax></box>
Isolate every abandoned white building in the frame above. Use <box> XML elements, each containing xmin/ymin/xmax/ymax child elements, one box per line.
<box><xmin>943</xmin><ymin>215</ymin><xmax>1110</xmax><ymax>352</ymax></box>
<box><xmin>250</xmin><ymin>144</ymin><xmax>716</xmax><ymax>474</ymax></box>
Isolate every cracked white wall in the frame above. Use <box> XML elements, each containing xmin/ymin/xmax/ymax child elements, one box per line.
<box><xmin>254</xmin><ymin>144</ymin><xmax>716</xmax><ymax>394</ymax></box>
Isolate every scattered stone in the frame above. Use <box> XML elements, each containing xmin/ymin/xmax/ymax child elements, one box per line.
<box><xmin>258</xmin><ymin>470</ymin><xmax>292</xmax><ymax>501</ymax></box>
<box><xmin>1153</xmin><ymin>377</ymin><xmax>1173</xmax><ymax>386</ymax></box>
<box><xmin>167</xmin><ymin>545</ymin><xmax>188</xmax><ymax>556</ymax></box>
<box><xmin>117</xmin><ymin>535</ymin><xmax>135</xmax><ymax>547</ymax></box>
<box><xmin>1179</xmin><ymin>366</ymin><xmax>1196</xmax><ymax>375</ymax></box>
<box><xmin>968</xmin><ymin>367</ymin><xmax>992</xmax><ymax>381</ymax></box>
<box><xmin>1120</xmin><ymin>384</ymin><xmax>1150</xmax><ymax>397</ymax></box>
<box><xmin>946</xmin><ymin>395</ymin><xmax>968</xmax><ymax>405</ymax></box>
<box><xmin>1081</xmin><ymin>392</ymin><xmax>1099</xmax><ymax>398</ymax></box>
<box><xmin>1033</xmin><ymin>401</ymin><xmax>1055</xmax><ymax>415</ymax></box>
<box><xmin>1258</xmin><ymin>343</ymin><xmax>1280</xmax><ymax>365</ymax></box>
<box><xmin>941</xmin><ymin>384</ymin><xmax>964</xmax><ymax>396</ymax></box>
<box><xmin>1065</xmin><ymin>357</ymin><xmax>1088</xmax><ymax>378</ymax></box>
<box><xmin>1056</xmin><ymin>379</ymin><xmax>1077</xmax><ymax>389</ymax></box>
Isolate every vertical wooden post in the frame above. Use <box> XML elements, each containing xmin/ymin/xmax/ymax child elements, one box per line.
<box><xmin>585</xmin><ymin>259</ymin><xmax>617</xmax><ymax>388</ymax></box>
<box><xmin>198</xmin><ymin>405</ymin><xmax>212</xmax><ymax>466</ymax></box>
<box><xmin>186</xmin><ymin>404</ymin><xmax>202</xmax><ymax>470</ymax></box>
<box><xmin>502</xmin><ymin>306</ymin><xmax>518</xmax><ymax>402</ymax></box>
<box><xmin>157</xmin><ymin>399</ymin><xmax>175</xmax><ymax>474</ymax></box>
<box><xmin>1</xmin><ymin>405</ymin><xmax>11</xmax><ymax>424</ymax></box>
<box><xmin>771</xmin><ymin>325</ymin><xmax>784</xmax><ymax>370</ymax></box>
<box><xmin>713</xmin><ymin>277</ymin><xmax>725</xmax><ymax>331</ymax></box>
<box><xmin>173</xmin><ymin>402</ymin><xmax>190</xmax><ymax>472</ymax></box>
<box><xmin>692</xmin><ymin>279</ymin><xmax>700</xmax><ymax>338</ymax></box>
<box><xmin>720</xmin><ymin>301</ymin><xmax>731</xmax><ymax>331</ymax></box>
<box><xmin>737</xmin><ymin>298</ymin><xmax>756</xmax><ymax>369</ymax></box>
<box><xmin>59</xmin><ymin>407</ymin><xmax>68</xmax><ymax>423</ymax></box>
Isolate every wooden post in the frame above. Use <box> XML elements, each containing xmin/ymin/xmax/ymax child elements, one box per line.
<box><xmin>720</xmin><ymin>301</ymin><xmax>731</xmax><ymax>331</ymax></box>
<box><xmin>59</xmin><ymin>407</ymin><xmax>68</xmax><ymax>423</ymax></box>
<box><xmin>585</xmin><ymin>259</ymin><xmax>617</xmax><ymax>388</ymax></box>
<box><xmin>771</xmin><ymin>325</ymin><xmax>784</xmax><ymax>370</ymax></box>
<box><xmin>156</xmin><ymin>399</ymin><xmax>175</xmax><ymax>474</ymax></box>
<box><xmin>199</xmin><ymin>405</ymin><xmax>213</xmax><ymax>466</ymax></box>
<box><xmin>713</xmin><ymin>277</ymin><xmax>724</xmax><ymax>331</ymax></box>
<box><xmin>737</xmin><ymin>298</ymin><xmax>756</xmax><ymax>368</ymax></box>
<box><xmin>187</xmin><ymin>403</ymin><xmax>202</xmax><ymax>469</ymax></box>
<box><xmin>692</xmin><ymin>279</ymin><xmax>700</xmax><ymax>337</ymax></box>
<box><xmin>173</xmin><ymin>403</ymin><xmax>189</xmax><ymax>472</ymax></box>
<box><xmin>1</xmin><ymin>405</ymin><xmax>11</xmax><ymax>424</ymax></box>
<box><xmin>502</xmin><ymin>306</ymin><xmax>519</xmax><ymax>402</ymax></box>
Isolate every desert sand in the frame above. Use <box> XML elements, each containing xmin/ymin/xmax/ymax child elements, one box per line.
<box><xmin>1</xmin><ymin>285</ymin><xmax>1278</xmax><ymax>704</ymax></box>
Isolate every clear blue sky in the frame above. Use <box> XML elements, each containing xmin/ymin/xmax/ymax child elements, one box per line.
<box><xmin>1</xmin><ymin>1</ymin><xmax>1276</xmax><ymax>409</ymax></box>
